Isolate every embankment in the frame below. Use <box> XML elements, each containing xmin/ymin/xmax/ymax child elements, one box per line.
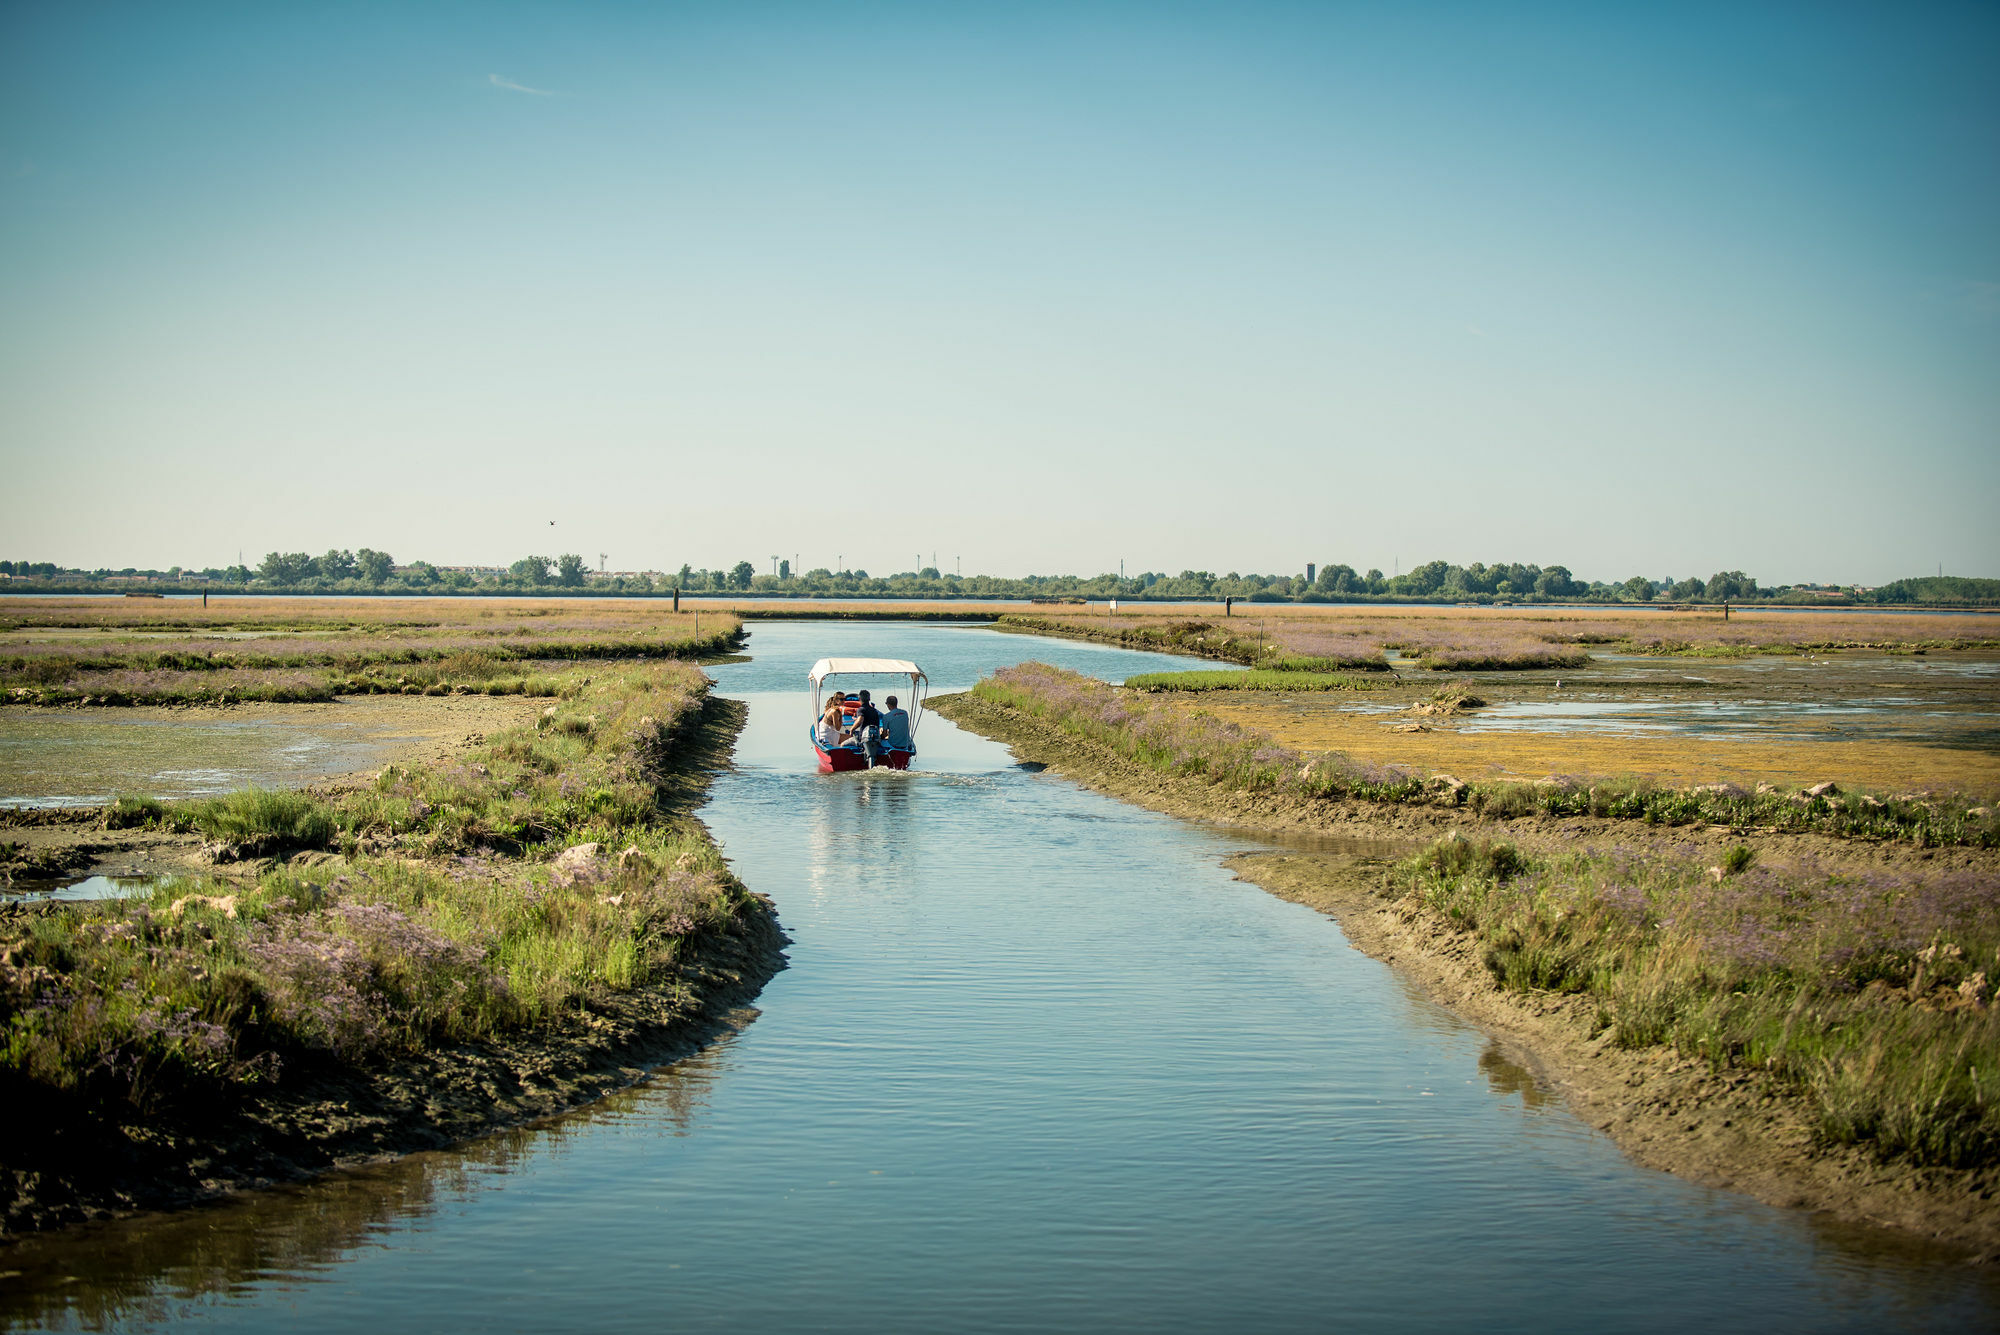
<box><xmin>991</xmin><ymin>613</ymin><xmax>1259</xmax><ymax>663</ymax></box>
<box><xmin>933</xmin><ymin>689</ymin><xmax>2000</xmax><ymax>1257</ymax></box>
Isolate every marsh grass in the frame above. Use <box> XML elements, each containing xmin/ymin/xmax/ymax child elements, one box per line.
<box><xmin>187</xmin><ymin>789</ymin><xmax>339</xmax><ymax>852</ymax></box>
<box><xmin>1411</xmin><ymin>683</ymin><xmax>1487</xmax><ymax>715</ymax></box>
<box><xmin>973</xmin><ymin>664</ymin><xmax>1999</xmax><ymax>847</ymax></box>
<box><xmin>0</xmin><ymin>661</ymin><xmax>757</xmax><ymax>1115</ymax></box>
<box><xmin>1124</xmin><ymin>669</ymin><xmax>1389</xmax><ymax>693</ymax></box>
<box><xmin>3</xmin><ymin>669</ymin><xmax>338</xmax><ymax>707</ymax></box>
<box><xmin>999</xmin><ymin>606</ymin><xmax>2000</xmax><ymax>672</ymax></box>
<box><xmin>997</xmin><ymin>615</ymin><xmax>1269</xmax><ymax>665</ymax></box>
<box><xmin>1410</xmin><ymin>641</ymin><xmax>1590</xmax><ymax>671</ymax></box>
<box><xmin>1256</xmin><ymin>654</ymin><xmax>1392</xmax><ymax>674</ymax></box>
<box><xmin>1385</xmin><ymin>836</ymin><xmax>2000</xmax><ymax>1166</ymax></box>
<box><xmin>105</xmin><ymin>796</ymin><xmax>168</xmax><ymax>829</ymax></box>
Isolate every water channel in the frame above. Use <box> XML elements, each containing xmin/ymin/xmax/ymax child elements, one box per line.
<box><xmin>4</xmin><ymin>622</ymin><xmax>1995</xmax><ymax>1331</ymax></box>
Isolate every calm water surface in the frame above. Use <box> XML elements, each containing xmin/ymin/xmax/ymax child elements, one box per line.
<box><xmin>4</xmin><ymin>623</ymin><xmax>1994</xmax><ymax>1331</ymax></box>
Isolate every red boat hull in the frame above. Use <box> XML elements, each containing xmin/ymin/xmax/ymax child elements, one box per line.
<box><xmin>814</xmin><ymin>743</ymin><xmax>913</xmax><ymax>773</ymax></box>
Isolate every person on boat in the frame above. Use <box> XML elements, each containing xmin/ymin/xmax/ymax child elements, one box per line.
<box><xmin>851</xmin><ymin>689</ymin><xmax>883</xmax><ymax>765</ymax></box>
<box><xmin>880</xmin><ymin>695</ymin><xmax>913</xmax><ymax>756</ymax></box>
<box><xmin>816</xmin><ymin>698</ymin><xmax>846</xmax><ymax>751</ymax></box>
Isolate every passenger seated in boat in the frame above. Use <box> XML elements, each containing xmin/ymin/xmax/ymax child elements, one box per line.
<box><xmin>851</xmin><ymin>689</ymin><xmax>883</xmax><ymax>765</ymax></box>
<box><xmin>880</xmin><ymin>695</ymin><xmax>913</xmax><ymax>754</ymax></box>
<box><xmin>816</xmin><ymin>699</ymin><xmax>847</xmax><ymax>751</ymax></box>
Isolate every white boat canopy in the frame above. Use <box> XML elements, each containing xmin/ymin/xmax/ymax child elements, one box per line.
<box><xmin>808</xmin><ymin>658</ymin><xmax>927</xmax><ymax>685</ymax></box>
<box><xmin>808</xmin><ymin>658</ymin><xmax>929</xmax><ymax>735</ymax></box>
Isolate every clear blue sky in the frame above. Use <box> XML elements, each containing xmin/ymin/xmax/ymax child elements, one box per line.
<box><xmin>3</xmin><ymin>2</ymin><xmax>1995</xmax><ymax>584</ymax></box>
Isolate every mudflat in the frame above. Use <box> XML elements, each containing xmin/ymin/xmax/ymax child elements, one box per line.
<box><xmin>0</xmin><ymin>694</ymin><xmax>546</xmax><ymax>809</ymax></box>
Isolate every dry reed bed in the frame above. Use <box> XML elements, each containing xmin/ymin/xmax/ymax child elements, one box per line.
<box><xmin>0</xmin><ymin>600</ymin><xmax>743</xmax><ymax>706</ymax></box>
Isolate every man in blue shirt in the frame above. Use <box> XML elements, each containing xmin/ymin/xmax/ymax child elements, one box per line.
<box><xmin>879</xmin><ymin>695</ymin><xmax>913</xmax><ymax>756</ymax></box>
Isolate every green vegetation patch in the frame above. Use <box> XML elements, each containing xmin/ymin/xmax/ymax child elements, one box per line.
<box><xmin>187</xmin><ymin>789</ymin><xmax>338</xmax><ymax>853</ymax></box>
<box><xmin>1386</xmin><ymin>835</ymin><xmax>2000</xmax><ymax>1167</ymax></box>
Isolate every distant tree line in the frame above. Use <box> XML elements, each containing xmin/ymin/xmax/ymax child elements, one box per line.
<box><xmin>2</xmin><ymin>556</ymin><xmax>1996</xmax><ymax>606</ymax></box>
<box><xmin>257</xmin><ymin>549</ymin><xmax>397</xmax><ymax>585</ymax></box>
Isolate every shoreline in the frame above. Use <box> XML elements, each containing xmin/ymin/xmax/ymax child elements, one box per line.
<box><xmin>932</xmin><ymin>689</ymin><xmax>2000</xmax><ymax>1258</ymax></box>
<box><xmin>8</xmin><ymin>588</ymin><xmax>1999</xmax><ymax>612</ymax></box>
<box><xmin>0</xmin><ymin>698</ymin><xmax>787</xmax><ymax>1240</ymax></box>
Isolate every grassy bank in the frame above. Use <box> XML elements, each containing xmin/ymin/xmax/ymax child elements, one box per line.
<box><xmin>1387</xmin><ymin>835</ymin><xmax>1997</xmax><ymax>1167</ymax></box>
<box><xmin>1</xmin><ymin>662</ymin><xmax>770</xmax><ymax>1172</ymax></box>
<box><xmin>971</xmin><ymin>664</ymin><xmax>1999</xmax><ymax>847</ymax></box>
<box><xmin>995</xmin><ymin>613</ymin><xmax>1391</xmax><ymax>670</ymax></box>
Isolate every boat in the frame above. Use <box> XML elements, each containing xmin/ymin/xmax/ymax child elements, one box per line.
<box><xmin>808</xmin><ymin>657</ymin><xmax>928</xmax><ymax>772</ymax></box>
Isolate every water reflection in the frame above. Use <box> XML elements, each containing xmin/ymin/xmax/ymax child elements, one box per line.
<box><xmin>1477</xmin><ymin>1041</ymin><xmax>1549</xmax><ymax>1110</ymax></box>
<box><xmin>0</xmin><ymin>1043</ymin><xmax>735</xmax><ymax>1332</ymax></box>
<box><xmin>805</xmin><ymin>771</ymin><xmax>925</xmax><ymax>905</ymax></box>
<box><xmin>2</xmin><ymin>874</ymin><xmax>169</xmax><ymax>903</ymax></box>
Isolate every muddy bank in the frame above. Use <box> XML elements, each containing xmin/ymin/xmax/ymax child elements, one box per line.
<box><xmin>933</xmin><ymin>690</ymin><xmax>2000</xmax><ymax>1256</ymax></box>
<box><xmin>0</xmin><ymin>699</ymin><xmax>787</xmax><ymax>1239</ymax></box>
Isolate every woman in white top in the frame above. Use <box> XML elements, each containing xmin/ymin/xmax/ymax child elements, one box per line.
<box><xmin>815</xmin><ymin>698</ymin><xmax>846</xmax><ymax>750</ymax></box>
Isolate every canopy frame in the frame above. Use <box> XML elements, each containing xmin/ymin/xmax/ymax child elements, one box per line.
<box><xmin>808</xmin><ymin>657</ymin><xmax>928</xmax><ymax>739</ymax></box>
